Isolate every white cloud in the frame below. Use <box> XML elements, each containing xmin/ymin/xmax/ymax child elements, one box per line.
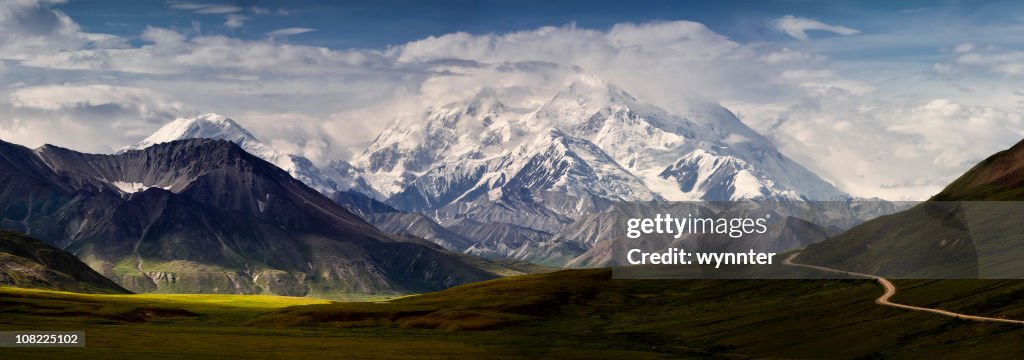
<box><xmin>23</xmin><ymin>26</ymin><xmax>385</xmax><ymax>75</ymax></box>
<box><xmin>771</xmin><ymin>15</ymin><xmax>861</xmax><ymax>41</ymax></box>
<box><xmin>141</xmin><ymin>25</ymin><xmax>186</xmax><ymax>45</ymax></box>
<box><xmin>957</xmin><ymin>49</ymin><xmax>1024</xmax><ymax>76</ymax></box>
<box><xmin>224</xmin><ymin>14</ymin><xmax>248</xmax><ymax>28</ymax></box>
<box><xmin>727</xmin><ymin>96</ymin><xmax>1024</xmax><ymax>200</ymax></box>
<box><xmin>167</xmin><ymin>2</ymin><xmax>261</xmax><ymax>31</ymax></box>
<box><xmin>933</xmin><ymin>44</ymin><xmax>1024</xmax><ymax>78</ymax></box>
<box><xmin>266</xmin><ymin>27</ymin><xmax>317</xmax><ymax>37</ymax></box>
<box><xmin>386</xmin><ymin>21</ymin><xmax>825</xmax><ymax>112</ymax></box>
<box><xmin>10</xmin><ymin>84</ymin><xmax>185</xmax><ymax>115</ymax></box>
<box><xmin>240</xmin><ymin>112</ymin><xmax>335</xmax><ymax>166</ymax></box>
<box><xmin>0</xmin><ymin>2</ymin><xmax>1020</xmax><ymax>200</ymax></box>
<box><xmin>0</xmin><ymin>0</ymin><xmax>127</xmax><ymax>59</ymax></box>
<box><xmin>779</xmin><ymin>69</ymin><xmax>874</xmax><ymax>95</ymax></box>
<box><xmin>953</xmin><ymin>43</ymin><xmax>975</xmax><ymax>53</ymax></box>
<box><xmin>3</xmin><ymin>84</ymin><xmax>191</xmax><ymax>152</ymax></box>
<box><xmin>380</xmin><ymin>22</ymin><xmax>1020</xmax><ymax>200</ymax></box>
<box><xmin>760</xmin><ymin>48</ymin><xmax>827</xmax><ymax>64</ymax></box>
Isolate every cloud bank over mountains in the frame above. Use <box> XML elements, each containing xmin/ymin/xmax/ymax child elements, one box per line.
<box><xmin>0</xmin><ymin>0</ymin><xmax>1022</xmax><ymax>200</ymax></box>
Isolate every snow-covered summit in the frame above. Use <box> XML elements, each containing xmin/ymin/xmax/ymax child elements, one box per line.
<box><xmin>122</xmin><ymin>113</ymin><xmax>375</xmax><ymax>196</ymax></box>
<box><xmin>122</xmin><ymin>113</ymin><xmax>277</xmax><ymax>161</ymax></box>
<box><xmin>354</xmin><ymin>76</ymin><xmax>848</xmax><ymax>212</ymax></box>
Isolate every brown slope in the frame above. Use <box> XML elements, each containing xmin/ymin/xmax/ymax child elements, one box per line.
<box><xmin>934</xmin><ymin>138</ymin><xmax>1024</xmax><ymax>200</ymax></box>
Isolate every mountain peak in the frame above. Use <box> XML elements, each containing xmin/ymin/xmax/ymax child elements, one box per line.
<box><xmin>120</xmin><ymin>113</ymin><xmax>258</xmax><ymax>153</ymax></box>
<box><xmin>564</xmin><ymin>77</ymin><xmax>635</xmax><ymax>103</ymax></box>
<box><xmin>359</xmin><ymin>75</ymin><xmax>848</xmax><ymax>206</ymax></box>
<box><xmin>123</xmin><ymin>114</ymin><xmax>374</xmax><ymax>196</ymax></box>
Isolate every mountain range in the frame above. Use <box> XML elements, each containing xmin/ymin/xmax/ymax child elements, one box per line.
<box><xmin>115</xmin><ymin>76</ymin><xmax>899</xmax><ymax>268</ymax></box>
<box><xmin>355</xmin><ymin>78</ymin><xmax>851</xmax><ymax>238</ymax></box>
<box><xmin>0</xmin><ymin>138</ymin><xmax>508</xmax><ymax>297</ymax></box>
<box><xmin>357</xmin><ymin>78</ymin><xmax>846</xmax><ymax>208</ymax></box>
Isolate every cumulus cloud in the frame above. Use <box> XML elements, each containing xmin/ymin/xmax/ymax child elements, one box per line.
<box><xmin>771</xmin><ymin>15</ymin><xmax>860</xmax><ymax>41</ymax></box>
<box><xmin>9</xmin><ymin>84</ymin><xmax>186</xmax><ymax>117</ymax></box>
<box><xmin>956</xmin><ymin>48</ymin><xmax>1024</xmax><ymax>76</ymax></box>
<box><xmin>385</xmin><ymin>21</ymin><xmax>832</xmax><ymax>113</ymax></box>
<box><xmin>727</xmin><ymin>96</ymin><xmax>1024</xmax><ymax>200</ymax></box>
<box><xmin>240</xmin><ymin>112</ymin><xmax>336</xmax><ymax>166</ymax></box>
<box><xmin>932</xmin><ymin>43</ymin><xmax>1024</xmax><ymax>82</ymax></box>
<box><xmin>0</xmin><ymin>2</ymin><xmax>1019</xmax><ymax>200</ymax></box>
<box><xmin>3</xmin><ymin>84</ymin><xmax>191</xmax><ymax>152</ymax></box>
<box><xmin>778</xmin><ymin>69</ymin><xmax>874</xmax><ymax>95</ymax></box>
<box><xmin>0</xmin><ymin>0</ymin><xmax>127</xmax><ymax>59</ymax></box>
<box><xmin>23</xmin><ymin>26</ymin><xmax>386</xmax><ymax>75</ymax></box>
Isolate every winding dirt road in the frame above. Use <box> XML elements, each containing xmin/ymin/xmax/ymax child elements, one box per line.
<box><xmin>783</xmin><ymin>253</ymin><xmax>1024</xmax><ymax>325</ymax></box>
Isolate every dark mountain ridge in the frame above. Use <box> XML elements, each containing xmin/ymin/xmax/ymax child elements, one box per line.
<box><xmin>0</xmin><ymin>138</ymin><xmax>497</xmax><ymax>297</ymax></box>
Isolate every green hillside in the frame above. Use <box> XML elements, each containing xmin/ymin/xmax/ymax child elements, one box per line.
<box><xmin>0</xmin><ymin>231</ymin><xmax>128</xmax><ymax>294</ymax></box>
<box><xmin>7</xmin><ymin>139</ymin><xmax>1024</xmax><ymax>358</ymax></box>
<box><xmin>933</xmin><ymin>138</ymin><xmax>1024</xmax><ymax>201</ymax></box>
<box><xmin>800</xmin><ymin>139</ymin><xmax>1024</xmax><ymax>278</ymax></box>
<box><xmin>3</xmin><ymin>269</ymin><xmax>1023</xmax><ymax>359</ymax></box>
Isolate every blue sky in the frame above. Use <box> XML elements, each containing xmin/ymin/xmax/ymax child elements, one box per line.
<box><xmin>2</xmin><ymin>0</ymin><xmax>1024</xmax><ymax>200</ymax></box>
<box><xmin>52</xmin><ymin>1</ymin><xmax>1023</xmax><ymax>55</ymax></box>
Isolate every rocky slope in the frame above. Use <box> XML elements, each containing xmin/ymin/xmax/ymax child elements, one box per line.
<box><xmin>0</xmin><ymin>230</ymin><xmax>128</xmax><ymax>294</ymax></box>
<box><xmin>121</xmin><ymin>113</ymin><xmax>378</xmax><ymax>197</ymax></box>
<box><xmin>0</xmin><ymin>138</ymin><xmax>499</xmax><ymax>297</ymax></box>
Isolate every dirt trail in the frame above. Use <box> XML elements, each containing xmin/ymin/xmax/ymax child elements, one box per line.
<box><xmin>783</xmin><ymin>253</ymin><xmax>1024</xmax><ymax>325</ymax></box>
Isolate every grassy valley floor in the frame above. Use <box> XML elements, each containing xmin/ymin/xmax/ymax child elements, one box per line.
<box><xmin>2</xmin><ymin>270</ymin><xmax>1023</xmax><ymax>359</ymax></box>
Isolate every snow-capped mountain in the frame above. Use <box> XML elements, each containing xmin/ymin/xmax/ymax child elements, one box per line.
<box><xmin>339</xmin><ymin>75</ymin><xmax>858</xmax><ymax>264</ymax></box>
<box><xmin>114</xmin><ymin>78</ymin><xmax>889</xmax><ymax>268</ymax></box>
<box><xmin>123</xmin><ymin>114</ymin><xmax>274</xmax><ymax>158</ymax></box>
<box><xmin>121</xmin><ymin>113</ymin><xmax>374</xmax><ymax>196</ymax></box>
<box><xmin>354</xmin><ymin>76</ymin><xmax>847</xmax><ymax>217</ymax></box>
<box><xmin>121</xmin><ymin>113</ymin><xmax>501</xmax><ymax>252</ymax></box>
